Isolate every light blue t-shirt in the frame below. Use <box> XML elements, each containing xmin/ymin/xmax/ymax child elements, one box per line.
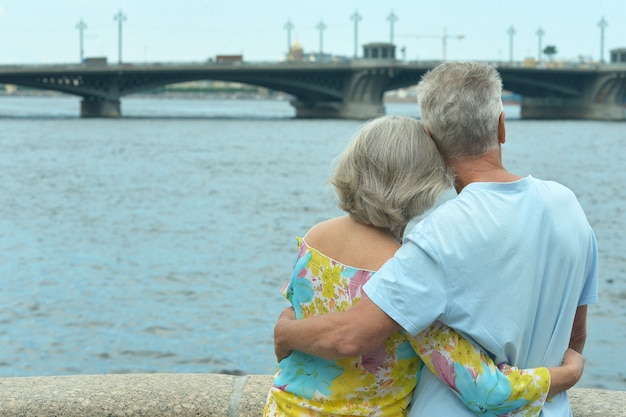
<box><xmin>364</xmin><ymin>176</ymin><xmax>598</xmax><ymax>417</ymax></box>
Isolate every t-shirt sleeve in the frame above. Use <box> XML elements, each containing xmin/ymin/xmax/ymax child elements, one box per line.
<box><xmin>363</xmin><ymin>234</ymin><xmax>447</xmax><ymax>336</ymax></box>
<box><xmin>579</xmin><ymin>228</ymin><xmax>599</xmax><ymax>306</ymax></box>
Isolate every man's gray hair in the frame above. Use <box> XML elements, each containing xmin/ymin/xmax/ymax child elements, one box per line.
<box><xmin>331</xmin><ymin>115</ymin><xmax>454</xmax><ymax>240</ymax></box>
<box><xmin>416</xmin><ymin>61</ymin><xmax>504</xmax><ymax>160</ymax></box>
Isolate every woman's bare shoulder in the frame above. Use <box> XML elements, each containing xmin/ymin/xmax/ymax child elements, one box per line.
<box><xmin>303</xmin><ymin>216</ymin><xmax>399</xmax><ymax>270</ymax></box>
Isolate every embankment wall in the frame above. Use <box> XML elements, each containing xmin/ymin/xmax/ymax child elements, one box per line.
<box><xmin>0</xmin><ymin>373</ymin><xmax>623</xmax><ymax>416</ymax></box>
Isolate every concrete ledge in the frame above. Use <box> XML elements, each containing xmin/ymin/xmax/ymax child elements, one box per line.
<box><xmin>0</xmin><ymin>373</ymin><xmax>623</xmax><ymax>416</ymax></box>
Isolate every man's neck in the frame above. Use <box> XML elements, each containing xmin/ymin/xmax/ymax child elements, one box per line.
<box><xmin>447</xmin><ymin>150</ymin><xmax>522</xmax><ymax>193</ymax></box>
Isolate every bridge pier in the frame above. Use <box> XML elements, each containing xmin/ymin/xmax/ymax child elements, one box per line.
<box><xmin>80</xmin><ymin>98</ymin><xmax>121</xmax><ymax>118</ymax></box>
<box><xmin>291</xmin><ymin>99</ymin><xmax>384</xmax><ymax>120</ymax></box>
<box><xmin>521</xmin><ymin>97</ymin><xmax>625</xmax><ymax>121</ymax></box>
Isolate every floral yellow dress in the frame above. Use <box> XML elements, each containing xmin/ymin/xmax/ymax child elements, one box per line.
<box><xmin>264</xmin><ymin>238</ymin><xmax>550</xmax><ymax>417</ymax></box>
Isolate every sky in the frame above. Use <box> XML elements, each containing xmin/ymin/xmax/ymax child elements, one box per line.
<box><xmin>0</xmin><ymin>0</ymin><xmax>624</xmax><ymax>65</ymax></box>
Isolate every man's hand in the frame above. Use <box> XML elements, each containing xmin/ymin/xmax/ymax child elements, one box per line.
<box><xmin>274</xmin><ymin>306</ymin><xmax>296</xmax><ymax>362</ymax></box>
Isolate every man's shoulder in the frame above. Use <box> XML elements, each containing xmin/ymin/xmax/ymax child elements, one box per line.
<box><xmin>527</xmin><ymin>177</ymin><xmax>584</xmax><ymax>211</ymax></box>
<box><xmin>527</xmin><ymin>175</ymin><xmax>576</xmax><ymax>195</ymax></box>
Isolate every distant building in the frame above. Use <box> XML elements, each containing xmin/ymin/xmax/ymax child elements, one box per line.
<box><xmin>362</xmin><ymin>43</ymin><xmax>396</xmax><ymax>60</ymax></box>
<box><xmin>288</xmin><ymin>40</ymin><xmax>305</xmax><ymax>61</ymax></box>
<box><xmin>307</xmin><ymin>52</ymin><xmax>335</xmax><ymax>62</ymax></box>
<box><xmin>610</xmin><ymin>48</ymin><xmax>626</xmax><ymax>64</ymax></box>
<box><xmin>215</xmin><ymin>55</ymin><xmax>243</xmax><ymax>63</ymax></box>
<box><xmin>83</xmin><ymin>57</ymin><xmax>108</xmax><ymax>66</ymax></box>
<box><xmin>284</xmin><ymin>40</ymin><xmax>350</xmax><ymax>63</ymax></box>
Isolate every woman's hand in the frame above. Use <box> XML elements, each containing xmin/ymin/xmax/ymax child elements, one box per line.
<box><xmin>547</xmin><ymin>348</ymin><xmax>585</xmax><ymax>397</ymax></box>
<box><xmin>561</xmin><ymin>348</ymin><xmax>585</xmax><ymax>381</ymax></box>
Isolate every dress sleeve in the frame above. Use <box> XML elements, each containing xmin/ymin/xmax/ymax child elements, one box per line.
<box><xmin>405</xmin><ymin>321</ymin><xmax>550</xmax><ymax>417</ymax></box>
<box><xmin>281</xmin><ymin>237</ymin><xmax>307</xmax><ymax>303</ymax></box>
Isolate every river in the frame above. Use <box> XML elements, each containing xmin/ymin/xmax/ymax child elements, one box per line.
<box><xmin>0</xmin><ymin>95</ymin><xmax>623</xmax><ymax>391</ymax></box>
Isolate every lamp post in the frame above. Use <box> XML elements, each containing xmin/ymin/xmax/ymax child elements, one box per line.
<box><xmin>76</xmin><ymin>19</ymin><xmax>87</xmax><ymax>62</ymax></box>
<box><xmin>350</xmin><ymin>10</ymin><xmax>362</xmax><ymax>58</ymax></box>
<box><xmin>536</xmin><ymin>27</ymin><xmax>545</xmax><ymax>63</ymax></box>
<box><xmin>284</xmin><ymin>20</ymin><xmax>294</xmax><ymax>57</ymax></box>
<box><xmin>387</xmin><ymin>11</ymin><xmax>397</xmax><ymax>45</ymax></box>
<box><xmin>316</xmin><ymin>20</ymin><xmax>327</xmax><ymax>57</ymax></box>
<box><xmin>114</xmin><ymin>9</ymin><xmax>126</xmax><ymax>64</ymax></box>
<box><xmin>598</xmin><ymin>17</ymin><xmax>608</xmax><ymax>63</ymax></box>
<box><xmin>507</xmin><ymin>25</ymin><xmax>516</xmax><ymax>63</ymax></box>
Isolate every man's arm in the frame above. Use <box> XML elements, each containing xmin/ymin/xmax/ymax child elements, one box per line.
<box><xmin>274</xmin><ymin>293</ymin><xmax>401</xmax><ymax>361</ymax></box>
<box><xmin>569</xmin><ymin>305</ymin><xmax>588</xmax><ymax>353</ymax></box>
<box><xmin>544</xmin><ymin>304</ymin><xmax>588</xmax><ymax>397</ymax></box>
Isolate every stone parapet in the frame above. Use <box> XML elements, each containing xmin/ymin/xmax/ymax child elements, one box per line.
<box><xmin>0</xmin><ymin>373</ymin><xmax>623</xmax><ymax>416</ymax></box>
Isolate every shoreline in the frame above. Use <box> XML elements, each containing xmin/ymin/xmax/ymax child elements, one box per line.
<box><xmin>0</xmin><ymin>89</ymin><xmax>523</xmax><ymax>106</ymax></box>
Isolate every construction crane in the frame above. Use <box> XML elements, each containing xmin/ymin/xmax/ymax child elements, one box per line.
<box><xmin>399</xmin><ymin>27</ymin><xmax>465</xmax><ymax>61</ymax></box>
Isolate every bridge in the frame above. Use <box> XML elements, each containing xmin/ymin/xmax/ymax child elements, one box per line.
<box><xmin>1</xmin><ymin>59</ymin><xmax>625</xmax><ymax>120</ymax></box>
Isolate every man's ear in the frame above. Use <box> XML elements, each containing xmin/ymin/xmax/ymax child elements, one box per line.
<box><xmin>498</xmin><ymin>112</ymin><xmax>506</xmax><ymax>144</ymax></box>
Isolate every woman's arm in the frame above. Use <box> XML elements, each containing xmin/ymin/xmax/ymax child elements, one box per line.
<box><xmin>545</xmin><ymin>348</ymin><xmax>584</xmax><ymax>397</ymax></box>
<box><xmin>407</xmin><ymin>321</ymin><xmax>583</xmax><ymax>416</ymax></box>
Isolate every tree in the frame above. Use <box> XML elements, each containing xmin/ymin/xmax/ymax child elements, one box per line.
<box><xmin>543</xmin><ymin>45</ymin><xmax>558</xmax><ymax>62</ymax></box>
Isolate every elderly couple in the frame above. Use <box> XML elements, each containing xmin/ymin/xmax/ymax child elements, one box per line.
<box><xmin>264</xmin><ymin>62</ymin><xmax>598</xmax><ymax>417</ymax></box>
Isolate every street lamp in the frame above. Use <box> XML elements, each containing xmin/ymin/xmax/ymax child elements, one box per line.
<box><xmin>387</xmin><ymin>11</ymin><xmax>398</xmax><ymax>45</ymax></box>
<box><xmin>350</xmin><ymin>10</ymin><xmax>362</xmax><ymax>58</ymax></box>
<box><xmin>316</xmin><ymin>20</ymin><xmax>327</xmax><ymax>57</ymax></box>
<box><xmin>536</xmin><ymin>27</ymin><xmax>545</xmax><ymax>63</ymax></box>
<box><xmin>76</xmin><ymin>19</ymin><xmax>87</xmax><ymax>62</ymax></box>
<box><xmin>114</xmin><ymin>9</ymin><xmax>126</xmax><ymax>64</ymax></box>
<box><xmin>284</xmin><ymin>20</ymin><xmax>294</xmax><ymax>57</ymax></box>
<box><xmin>598</xmin><ymin>17</ymin><xmax>608</xmax><ymax>63</ymax></box>
<box><xmin>507</xmin><ymin>25</ymin><xmax>516</xmax><ymax>63</ymax></box>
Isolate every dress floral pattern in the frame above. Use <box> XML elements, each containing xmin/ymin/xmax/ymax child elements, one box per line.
<box><xmin>264</xmin><ymin>238</ymin><xmax>550</xmax><ymax>417</ymax></box>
